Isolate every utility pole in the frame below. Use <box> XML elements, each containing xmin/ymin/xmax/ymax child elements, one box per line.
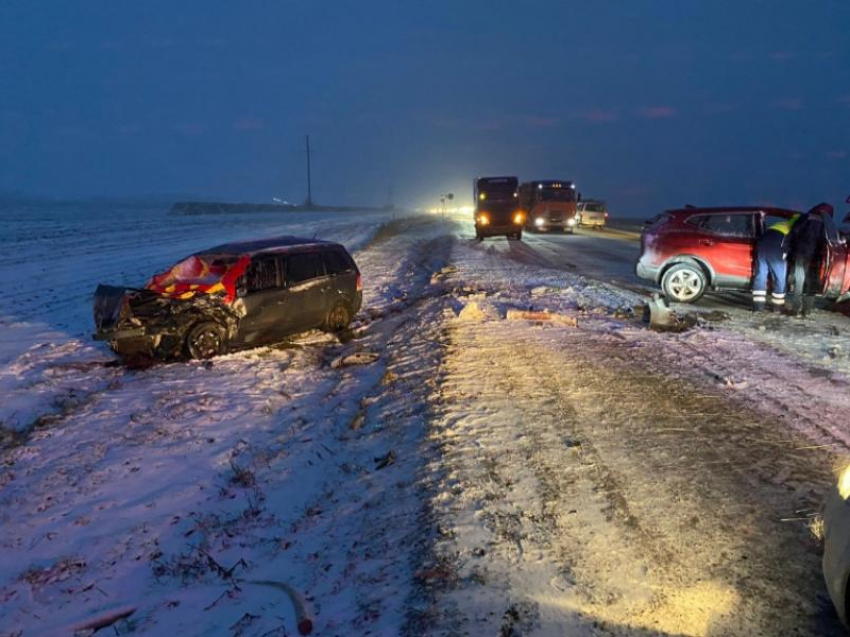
<box><xmin>305</xmin><ymin>135</ymin><xmax>313</xmax><ymax>207</ymax></box>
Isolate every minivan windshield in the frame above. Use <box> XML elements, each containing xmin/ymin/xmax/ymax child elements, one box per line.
<box><xmin>539</xmin><ymin>189</ymin><xmax>576</xmax><ymax>202</ymax></box>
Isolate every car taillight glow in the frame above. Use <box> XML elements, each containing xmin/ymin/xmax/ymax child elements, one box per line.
<box><xmin>513</xmin><ymin>211</ymin><xmax>525</xmax><ymax>225</ymax></box>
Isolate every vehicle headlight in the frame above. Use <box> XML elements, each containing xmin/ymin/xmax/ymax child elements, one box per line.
<box><xmin>477</xmin><ymin>213</ymin><xmax>490</xmax><ymax>226</ymax></box>
<box><xmin>839</xmin><ymin>464</ymin><xmax>850</xmax><ymax>499</ymax></box>
<box><xmin>513</xmin><ymin>212</ymin><xmax>525</xmax><ymax>225</ymax></box>
<box><xmin>534</xmin><ymin>217</ymin><xmax>545</xmax><ymax>227</ymax></box>
<box><xmin>567</xmin><ymin>218</ymin><xmax>576</xmax><ymax>226</ymax></box>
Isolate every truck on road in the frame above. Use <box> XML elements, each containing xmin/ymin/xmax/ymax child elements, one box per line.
<box><xmin>519</xmin><ymin>180</ymin><xmax>578</xmax><ymax>234</ymax></box>
<box><xmin>474</xmin><ymin>176</ymin><xmax>525</xmax><ymax>241</ymax></box>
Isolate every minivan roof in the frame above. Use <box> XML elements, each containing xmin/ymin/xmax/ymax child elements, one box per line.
<box><xmin>196</xmin><ymin>236</ymin><xmax>340</xmax><ymax>257</ymax></box>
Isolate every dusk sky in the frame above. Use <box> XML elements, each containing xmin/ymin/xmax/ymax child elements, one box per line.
<box><xmin>1</xmin><ymin>1</ymin><xmax>849</xmax><ymax>215</ymax></box>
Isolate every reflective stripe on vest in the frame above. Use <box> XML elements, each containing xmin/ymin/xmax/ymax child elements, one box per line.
<box><xmin>767</xmin><ymin>214</ymin><xmax>799</xmax><ymax>236</ymax></box>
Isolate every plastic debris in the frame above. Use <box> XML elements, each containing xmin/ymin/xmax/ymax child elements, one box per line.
<box><xmin>374</xmin><ymin>450</ymin><xmax>396</xmax><ymax>470</ymax></box>
<box><xmin>506</xmin><ymin>309</ymin><xmax>578</xmax><ymax>327</ymax></box>
<box><xmin>330</xmin><ymin>352</ymin><xmax>380</xmax><ymax>368</ymax></box>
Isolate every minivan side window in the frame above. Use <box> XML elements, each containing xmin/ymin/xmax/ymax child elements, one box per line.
<box><xmin>323</xmin><ymin>250</ymin><xmax>353</xmax><ymax>276</ymax></box>
<box><xmin>687</xmin><ymin>214</ymin><xmax>754</xmax><ymax>238</ymax></box>
<box><xmin>287</xmin><ymin>253</ymin><xmax>325</xmax><ymax>285</ymax></box>
<box><xmin>246</xmin><ymin>257</ymin><xmax>279</xmax><ymax>293</ymax></box>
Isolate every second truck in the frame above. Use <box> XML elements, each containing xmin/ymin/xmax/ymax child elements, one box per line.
<box><xmin>519</xmin><ymin>180</ymin><xmax>579</xmax><ymax>234</ymax></box>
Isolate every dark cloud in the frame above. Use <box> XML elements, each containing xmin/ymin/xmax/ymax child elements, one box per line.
<box><xmin>524</xmin><ymin>116</ymin><xmax>559</xmax><ymax>128</ymax></box>
<box><xmin>769</xmin><ymin>51</ymin><xmax>796</xmax><ymax>61</ymax></box>
<box><xmin>582</xmin><ymin>109</ymin><xmax>619</xmax><ymax>123</ymax></box>
<box><xmin>771</xmin><ymin>97</ymin><xmax>804</xmax><ymax>111</ymax></box>
<box><xmin>233</xmin><ymin>118</ymin><xmax>265</xmax><ymax>133</ymax></box>
<box><xmin>637</xmin><ymin>106</ymin><xmax>677</xmax><ymax>119</ymax></box>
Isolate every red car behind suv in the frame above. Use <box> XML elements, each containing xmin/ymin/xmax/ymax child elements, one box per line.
<box><xmin>636</xmin><ymin>206</ymin><xmax>850</xmax><ymax>303</ymax></box>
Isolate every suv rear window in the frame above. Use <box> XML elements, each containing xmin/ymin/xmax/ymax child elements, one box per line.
<box><xmin>287</xmin><ymin>253</ymin><xmax>325</xmax><ymax>285</ymax></box>
<box><xmin>687</xmin><ymin>213</ymin><xmax>754</xmax><ymax>238</ymax></box>
<box><xmin>645</xmin><ymin>213</ymin><xmax>670</xmax><ymax>228</ymax></box>
<box><xmin>323</xmin><ymin>250</ymin><xmax>353</xmax><ymax>276</ymax></box>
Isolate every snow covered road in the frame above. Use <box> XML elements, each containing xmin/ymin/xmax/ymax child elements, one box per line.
<box><xmin>3</xmin><ymin>211</ymin><xmax>850</xmax><ymax>635</ymax></box>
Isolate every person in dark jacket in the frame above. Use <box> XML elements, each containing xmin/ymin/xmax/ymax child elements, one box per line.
<box><xmin>788</xmin><ymin>202</ymin><xmax>835</xmax><ymax>317</ymax></box>
<box><xmin>752</xmin><ymin>215</ymin><xmax>798</xmax><ymax>311</ymax></box>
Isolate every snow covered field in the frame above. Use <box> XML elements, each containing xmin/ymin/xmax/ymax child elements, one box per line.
<box><xmin>3</xmin><ymin>207</ymin><xmax>850</xmax><ymax>636</ymax></box>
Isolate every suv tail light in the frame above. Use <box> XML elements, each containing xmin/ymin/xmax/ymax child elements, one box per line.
<box><xmin>356</xmin><ymin>272</ymin><xmax>362</xmax><ymax>291</ymax></box>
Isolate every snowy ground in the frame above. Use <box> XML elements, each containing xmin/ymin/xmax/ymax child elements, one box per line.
<box><xmin>2</xmin><ymin>207</ymin><xmax>850</xmax><ymax>636</ymax></box>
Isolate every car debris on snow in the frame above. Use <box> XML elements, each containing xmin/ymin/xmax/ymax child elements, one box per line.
<box><xmin>457</xmin><ymin>301</ymin><xmax>489</xmax><ymax>321</ymax></box>
<box><xmin>645</xmin><ymin>294</ymin><xmax>730</xmax><ymax>332</ymax></box>
<box><xmin>329</xmin><ymin>351</ymin><xmax>380</xmax><ymax>368</ymax></box>
<box><xmin>70</xmin><ymin>605</ymin><xmax>138</xmax><ymax>635</ymax></box>
<box><xmin>239</xmin><ymin>579</ymin><xmax>314</xmax><ymax>635</ymax></box>
<box><xmin>505</xmin><ymin>308</ymin><xmax>578</xmax><ymax>327</ymax></box>
<box><xmin>374</xmin><ymin>450</ymin><xmax>396</xmax><ymax>470</ymax></box>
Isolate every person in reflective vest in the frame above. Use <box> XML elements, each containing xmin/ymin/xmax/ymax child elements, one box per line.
<box><xmin>752</xmin><ymin>214</ymin><xmax>799</xmax><ymax>311</ymax></box>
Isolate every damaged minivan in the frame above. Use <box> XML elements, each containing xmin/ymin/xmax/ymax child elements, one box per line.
<box><xmin>93</xmin><ymin>237</ymin><xmax>362</xmax><ymax>360</ymax></box>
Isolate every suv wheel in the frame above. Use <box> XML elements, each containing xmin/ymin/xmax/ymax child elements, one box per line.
<box><xmin>661</xmin><ymin>263</ymin><xmax>707</xmax><ymax>303</ymax></box>
<box><xmin>185</xmin><ymin>321</ymin><xmax>227</xmax><ymax>359</ymax></box>
<box><xmin>324</xmin><ymin>302</ymin><xmax>352</xmax><ymax>332</ymax></box>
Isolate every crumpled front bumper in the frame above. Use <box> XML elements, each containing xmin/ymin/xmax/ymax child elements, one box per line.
<box><xmin>92</xmin><ymin>326</ymin><xmax>147</xmax><ymax>342</ymax></box>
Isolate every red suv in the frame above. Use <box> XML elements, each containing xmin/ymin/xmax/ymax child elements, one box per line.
<box><xmin>636</xmin><ymin>206</ymin><xmax>850</xmax><ymax>303</ymax></box>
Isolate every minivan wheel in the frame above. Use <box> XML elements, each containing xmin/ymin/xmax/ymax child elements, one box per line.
<box><xmin>185</xmin><ymin>321</ymin><xmax>227</xmax><ymax>360</ymax></box>
<box><xmin>661</xmin><ymin>263</ymin><xmax>707</xmax><ymax>303</ymax></box>
<box><xmin>324</xmin><ymin>302</ymin><xmax>352</xmax><ymax>332</ymax></box>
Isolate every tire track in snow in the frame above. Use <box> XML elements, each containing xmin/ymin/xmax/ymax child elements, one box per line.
<box><xmin>425</xmin><ymin>315</ymin><xmax>842</xmax><ymax>635</ymax></box>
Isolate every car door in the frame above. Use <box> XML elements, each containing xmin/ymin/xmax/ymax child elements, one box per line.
<box><xmin>234</xmin><ymin>255</ymin><xmax>286</xmax><ymax>345</ymax></box>
<box><xmin>322</xmin><ymin>248</ymin><xmax>356</xmax><ymax>308</ymax></box>
<box><xmin>819</xmin><ymin>214</ymin><xmax>846</xmax><ymax>297</ymax></box>
<box><xmin>283</xmin><ymin>252</ymin><xmax>329</xmax><ymax>331</ymax></box>
<box><xmin>686</xmin><ymin>213</ymin><xmax>756</xmax><ymax>287</ymax></box>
